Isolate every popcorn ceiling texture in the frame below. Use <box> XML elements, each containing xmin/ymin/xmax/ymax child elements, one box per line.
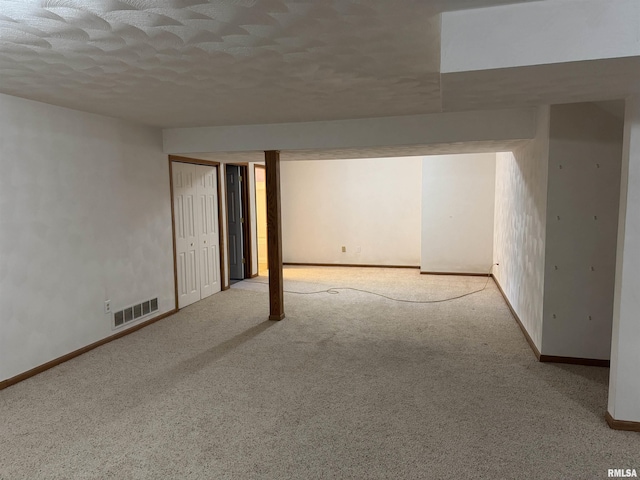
<box><xmin>0</xmin><ymin>0</ymin><xmax>443</xmax><ymax>127</ymax></box>
<box><xmin>0</xmin><ymin>0</ymin><xmax>546</xmax><ymax>128</ymax></box>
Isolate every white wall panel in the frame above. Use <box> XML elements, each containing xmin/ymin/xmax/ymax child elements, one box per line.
<box><xmin>0</xmin><ymin>93</ymin><xmax>173</xmax><ymax>381</ymax></box>
<box><xmin>493</xmin><ymin>107</ymin><xmax>550</xmax><ymax>350</ymax></box>
<box><xmin>542</xmin><ymin>102</ymin><xmax>623</xmax><ymax>360</ymax></box>
<box><xmin>609</xmin><ymin>96</ymin><xmax>640</xmax><ymax>423</ymax></box>
<box><xmin>281</xmin><ymin>157</ymin><xmax>421</xmax><ymax>266</ymax></box>
<box><xmin>421</xmin><ymin>153</ymin><xmax>496</xmax><ymax>274</ymax></box>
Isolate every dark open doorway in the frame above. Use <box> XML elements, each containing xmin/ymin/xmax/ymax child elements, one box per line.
<box><xmin>225</xmin><ymin>163</ymin><xmax>252</xmax><ymax>282</ymax></box>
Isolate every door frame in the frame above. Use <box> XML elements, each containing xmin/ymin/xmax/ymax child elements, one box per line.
<box><xmin>254</xmin><ymin>164</ymin><xmax>267</xmax><ymax>276</ymax></box>
<box><xmin>224</xmin><ymin>163</ymin><xmax>253</xmax><ymax>280</ymax></box>
<box><xmin>169</xmin><ymin>155</ymin><xmax>227</xmax><ymax>310</ymax></box>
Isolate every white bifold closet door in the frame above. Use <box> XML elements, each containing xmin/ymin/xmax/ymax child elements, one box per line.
<box><xmin>197</xmin><ymin>165</ymin><xmax>221</xmax><ymax>299</ymax></box>
<box><xmin>173</xmin><ymin>162</ymin><xmax>221</xmax><ymax>309</ymax></box>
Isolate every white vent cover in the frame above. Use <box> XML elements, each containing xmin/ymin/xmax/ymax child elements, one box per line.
<box><xmin>114</xmin><ymin>298</ymin><xmax>158</xmax><ymax>328</ymax></box>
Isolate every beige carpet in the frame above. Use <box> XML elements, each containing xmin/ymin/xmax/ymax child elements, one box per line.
<box><xmin>1</xmin><ymin>266</ymin><xmax>638</xmax><ymax>479</ymax></box>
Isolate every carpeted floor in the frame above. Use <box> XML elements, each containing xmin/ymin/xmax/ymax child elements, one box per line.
<box><xmin>1</xmin><ymin>267</ymin><xmax>638</xmax><ymax>479</ymax></box>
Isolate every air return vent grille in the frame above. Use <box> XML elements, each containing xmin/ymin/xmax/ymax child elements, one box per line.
<box><xmin>114</xmin><ymin>298</ymin><xmax>158</xmax><ymax>328</ymax></box>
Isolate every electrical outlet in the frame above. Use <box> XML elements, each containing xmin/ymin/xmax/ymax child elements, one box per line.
<box><xmin>104</xmin><ymin>300</ymin><xmax>111</xmax><ymax>314</ymax></box>
<box><xmin>341</xmin><ymin>246</ymin><xmax>346</xmax><ymax>253</ymax></box>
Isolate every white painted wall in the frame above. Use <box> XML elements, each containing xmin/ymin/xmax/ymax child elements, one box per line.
<box><xmin>609</xmin><ymin>95</ymin><xmax>640</xmax><ymax>423</ymax></box>
<box><xmin>280</xmin><ymin>157</ymin><xmax>421</xmax><ymax>266</ymax></box>
<box><xmin>441</xmin><ymin>0</ymin><xmax>640</xmax><ymax>73</ymax></box>
<box><xmin>493</xmin><ymin>107</ymin><xmax>550</xmax><ymax>350</ymax></box>
<box><xmin>542</xmin><ymin>102</ymin><xmax>623</xmax><ymax>360</ymax></box>
<box><xmin>421</xmin><ymin>153</ymin><xmax>496</xmax><ymax>274</ymax></box>
<box><xmin>0</xmin><ymin>93</ymin><xmax>174</xmax><ymax>382</ymax></box>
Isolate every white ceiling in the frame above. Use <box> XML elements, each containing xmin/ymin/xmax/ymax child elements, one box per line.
<box><xmin>0</xmin><ymin>0</ymin><xmax>542</xmax><ymax>128</ymax></box>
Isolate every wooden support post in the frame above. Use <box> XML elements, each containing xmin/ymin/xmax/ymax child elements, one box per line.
<box><xmin>265</xmin><ymin>150</ymin><xmax>285</xmax><ymax>320</ymax></box>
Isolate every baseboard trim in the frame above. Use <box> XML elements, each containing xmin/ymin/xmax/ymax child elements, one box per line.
<box><xmin>492</xmin><ymin>276</ymin><xmax>542</xmax><ymax>360</ymax></box>
<box><xmin>540</xmin><ymin>355</ymin><xmax>610</xmax><ymax>368</ymax></box>
<box><xmin>0</xmin><ymin>308</ymin><xmax>178</xmax><ymax>391</ymax></box>
<box><xmin>284</xmin><ymin>262</ymin><xmax>419</xmax><ymax>269</ymax></box>
<box><xmin>250</xmin><ymin>273</ymin><xmax>259</xmax><ymax>278</ymax></box>
<box><xmin>420</xmin><ymin>271</ymin><xmax>490</xmax><ymax>277</ymax></box>
<box><xmin>492</xmin><ymin>277</ymin><xmax>611</xmax><ymax>367</ymax></box>
<box><xmin>606</xmin><ymin>412</ymin><xmax>640</xmax><ymax>432</ymax></box>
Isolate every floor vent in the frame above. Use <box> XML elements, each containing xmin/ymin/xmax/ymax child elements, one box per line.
<box><xmin>114</xmin><ymin>298</ymin><xmax>159</xmax><ymax>328</ymax></box>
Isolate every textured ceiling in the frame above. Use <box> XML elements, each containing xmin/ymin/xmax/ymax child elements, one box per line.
<box><xmin>0</xmin><ymin>0</ymin><xmax>541</xmax><ymax>128</ymax></box>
